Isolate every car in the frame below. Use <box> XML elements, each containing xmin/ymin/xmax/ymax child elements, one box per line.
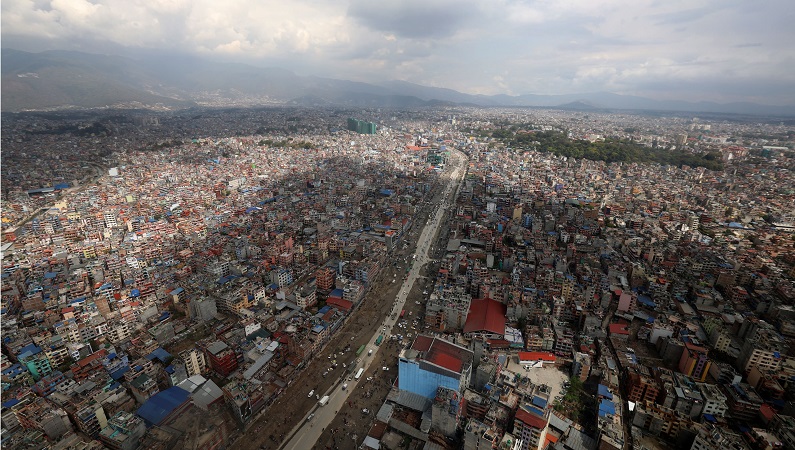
<box><xmin>306</xmin><ymin>413</ymin><xmax>314</xmax><ymax>422</ymax></box>
<box><xmin>308</xmin><ymin>390</ymin><xmax>315</xmax><ymax>397</ymax></box>
<box><xmin>382</xmin><ymin>366</ymin><xmax>389</xmax><ymax>371</ymax></box>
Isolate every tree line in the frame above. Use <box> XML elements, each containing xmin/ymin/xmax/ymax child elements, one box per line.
<box><xmin>498</xmin><ymin>130</ymin><xmax>724</xmax><ymax>171</ymax></box>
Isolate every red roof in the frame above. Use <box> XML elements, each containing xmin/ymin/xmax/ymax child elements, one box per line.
<box><xmin>515</xmin><ymin>408</ymin><xmax>547</xmax><ymax>429</ymax></box>
<box><xmin>326</xmin><ymin>297</ymin><xmax>352</xmax><ymax>311</ymax></box>
<box><xmin>430</xmin><ymin>352</ymin><xmax>463</xmax><ymax>373</ymax></box>
<box><xmin>518</xmin><ymin>351</ymin><xmax>556</xmax><ymax>362</ymax></box>
<box><xmin>487</xmin><ymin>339</ymin><xmax>510</xmax><ymax>349</ymax></box>
<box><xmin>414</xmin><ymin>336</ymin><xmax>470</xmax><ymax>375</ymax></box>
<box><xmin>76</xmin><ymin>349</ymin><xmax>108</xmax><ymax>368</ymax></box>
<box><xmin>411</xmin><ymin>335</ymin><xmax>434</xmax><ymax>352</ymax></box>
<box><xmin>760</xmin><ymin>403</ymin><xmax>776</xmax><ymax>421</ymax></box>
<box><xmin>609</xmin><ymin>323</ymin><xmax>630</xmax><ymax>335</ymax></box>
<box><xmin>463</xmin><ymin>298</ymin><xmax>506</xmax><ymax>334</ymax></box>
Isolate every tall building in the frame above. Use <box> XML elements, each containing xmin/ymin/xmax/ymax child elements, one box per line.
<box><xmin>679</xmin><ymin>342</ymin><xmax>712</xmax><ymax>382</ymax></box>
<box><xmin>179</xmin><ymin>348</ymin><xmax>207</xmax><ymax>377</ymax></box>
<box><xmin>98</xmin><ymin>412</ymin><xmax>146</xmax><ymax>450</ymax></box>
<box><xmin>513</xmin><ymin>405</ymin><xmax>550</xmax><ymax>450</ymax></box>
<box><xmin>205</xmin><ymin>341</ymin><xmax>238</xmax><ymax>377</ymax></box>
<box><xmin>347</xmin><ymin>118</ymin><xmax>377</xmax><ymax>134</ymax></box>
<box><xmin>398</xmin><ymin>335</ymin><xmax>473</xmax><ymax>399</ymax></box>
<box><xmin>690</xmin><ymin>424</ymin><xmax>747</xmax><ymax>450</ymax></box>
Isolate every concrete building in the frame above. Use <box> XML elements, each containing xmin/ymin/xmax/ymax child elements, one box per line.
<box><xmin>679</xmin><ymin>342</ymin><xmax>712</xmax><ymax>382</ymax></box>
<box><xmin>205</xmin><ymin>341</ymin><xmax>238</xmax><ymax>377</ymax></box>
<box><xmin>690</xmin><ymin>424</ymin><xmax>748</xmax><ymax>450</ymax></box>
<box><xmin>513</xmin><ymin>405</ymin><xmax>549</xmax><ymax>450</ymax></box>
<box><xmin>398</xmin><ymin>335</ymin><xmax>473</xmax><ymax>400</ymax></box>
<box><xmin>98</xmin><ymin>412</ymin><xmax>146</xmax><ymax>450</ymax></box>
<box><xmin>179</xmin><ymin>348</ymin><xmax>207</xmax><ymax>377</ymax></box>
<box><xmin>720</xmin><ymin>383</ymin><xmax>763</xmax><ymax>422</ymax></box>
<box><xmin>431</xmin><ymin>386</ymin><xmax>462</xmax><ymax>438</ymax></box>
<box><xmin>464</xmin><ymin>418</ymin><xmax>499</xmax><ymax>450</ymax></box>
<box><xmin>697</xmin><ymin>382</ymin><xmax>728</xmax><ymax>418</ymax></box>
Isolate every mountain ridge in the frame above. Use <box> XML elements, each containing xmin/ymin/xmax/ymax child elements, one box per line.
<box><xmin>3</xmin><ymin>48</ymin><xmax>794</xmax><ymax>116</ymax></box>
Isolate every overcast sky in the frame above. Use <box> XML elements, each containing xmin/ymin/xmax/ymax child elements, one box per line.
<box><xmin>3</xmin><ymin>0</ymin><xmax>794</xmax><ymax>104</ymax></box>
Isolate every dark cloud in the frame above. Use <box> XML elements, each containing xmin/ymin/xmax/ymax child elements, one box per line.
<box><xmin>347</xmin><ymin>0</ymin><xmax>477</xmax><ymax>39</ymax></box>
<box><xmin>1</xmin><ymin>0</ymin><xmax>793</xmax><ymax>104</ymax></box>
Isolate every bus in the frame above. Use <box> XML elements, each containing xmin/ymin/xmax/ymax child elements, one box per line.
<box><xmin>355</xmin><ymin>368</ymin><xmax>364</xmax><ymax>380</ymax></box>
<box><xmin>356</xmin><ymin>344</ymin><xmax>366</xmax><ymax>356</ymax></box>
<box><xmin>375</xmin><ymin>335</ymin><xmax>384</xmax><ymax>346</ymax></box>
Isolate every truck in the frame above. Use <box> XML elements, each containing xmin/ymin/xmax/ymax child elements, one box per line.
<box><xmin>318</xmin><ymin>395</ymin><xmax>330</xmax><ymax>407</ymax></box>
<box><xmin>355</xmin><ymin>368</ymin><xmax>364</xmax><ymax>380</ymax></box>
<box><xmin>375</xmin><ymin>335</ymin><xmax>384</xmax><ymax>346</ymax></box>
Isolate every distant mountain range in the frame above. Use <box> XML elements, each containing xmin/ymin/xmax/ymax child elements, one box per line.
<box><xmin>3</xmin><ymin>48</ymin><xmax>795</xmax><ymax>116</ymax></box>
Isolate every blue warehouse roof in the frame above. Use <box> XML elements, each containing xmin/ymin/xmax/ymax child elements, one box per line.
<box><xmin>136</xmin><ymin>386</ymin><xmax>190</xmax><ymax>426</ymax></box>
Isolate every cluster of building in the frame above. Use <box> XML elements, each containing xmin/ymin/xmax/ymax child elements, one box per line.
<box><xmin>0</xmin><ymin>111</ymin><xmax>454</xmax><ymax>448</ymax></box>
<box><xmin>351</xmin><ymin>111</ymin><xmax>793</xmax><ymax>450</ymax></box>
<box><xmin>1</xmin><ymin>105</ymin><xmax>794</xmax><ymax>450</ymax></box>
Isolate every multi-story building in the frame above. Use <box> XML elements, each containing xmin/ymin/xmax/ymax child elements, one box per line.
<box><xmin>513</xmin><ymin>405</ymin><xmax>549</xmax><ymax>450</ymax></box>
<box><xmin>103</xmin><ymin>211</ymin><xmax>118</xmax><ymax>229</ymax></box>
<box><xmin>18</xmin><ymin>344</ymin><xmax>52</xmax><ymax>381</ymax></box>
<box><xmin>205</xmin><ymin>341</ymin><xmax>238</xmax><ymax>377</ymax></box>
<box><xmin>294</xmin><ymin>284</ymin><xmax>316</xmax><ymax>310</ymax></box>
<box><xmin>769</xmin><ymin>414</ymin><xmax>795</xmax><ymax>450</ymax></box>
<box><xmin>626</xmin><ymin>366</ymin><xmax>660</xmax><ymax>404</ymax></box>
<box><xmin>223</xmin><ymin>379</ymin><xmax>266</xmax><ymax>425</ymax></box>
<box><xmin>679</xmin><ymin>342</ymin><xmax>712</xmax><ymax>382</ymax></box>
<box><xmin>737</xmin><ymin>327</ymin><xmax>788</xmax><ymax>375</ymax></box>
<box><xmin>617</xmin><ymin>291</ymin><xmax>637</xmax><ymax>313</ymax></box>
<box><xmin>464</xmin><ymin>418</ymin><xmax>499</xmax><ymax>450</ymax></box>
<box><xmin>431</xmin><ymin>387</ymin><xmax>462</xmax><ymax>438</ymax></box>
<box><xmin>720</xmin><ymin>383</ymin><xmax>763</xmax><ymax>422</ymax></box>
<box><xmin>690</xmin><ymin>424</ymin><xmax>748</xmax><ymax>450</ymax></box>
<box><xmin>697</xmin><ymin>383</ymin><xmax>728</xmax><ymax>418</ymax></box>
<box><xmin>98</xmin><ymin>412</ymin><xmax>147</xmax><ymax>450</ymax></box>
<box><xmin>572</xmin><ymin>352</ymin><xmax>591</xmax><ymax>382</ymax></box>
<box><xmin>72</xmin><ymin>401</ymin><xmax>107</xmax><ymax>438</ymax></box>
<box><xmin>106</xmin><ymin>322</ymin><xmax>134</xmax><ymax>344</ymax></box>
<box><xmin>269</xmin><ymin>268</ymin><xmax>293</xmax><ymax>288</ymax></box>
<box><xmin>179</xmin><ymin>348</ymin><xmax>207</xmax><ymax>377</ymax></box>
<box><xmin>10</xmin><ymin>394</ymin><xmax>74</xmax><ymax>441</ymax></box>
<box><xmin>129</xmin><ymin>373</ymin><xmax>160</xmax><ymax>403</ymax></box>
<box><xmin>315</xmin><ymin>266</ymin><xmax>335</xmax><ymax>292</ymax></box>
<box><xmin>398</xmin><ymin>335</ymin><xmax>473</xmax><ymax>400</ymax></box>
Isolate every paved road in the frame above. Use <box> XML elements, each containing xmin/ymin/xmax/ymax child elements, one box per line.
<box><xmin>280</xmin><ymin>151</ymin><xmax>467</xmax><ymax>450</ymax></box>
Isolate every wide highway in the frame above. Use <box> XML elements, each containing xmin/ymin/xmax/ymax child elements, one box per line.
<box><xmin>280</xmin><ymin>150</ymin><xmax>467</xmax><ymax>450</ymax></box>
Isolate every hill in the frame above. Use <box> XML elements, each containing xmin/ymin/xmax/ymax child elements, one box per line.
<box><xmin>3</xmin><ymin>48</ymin><xmax>794</xmax><ymax>116</ymax></box>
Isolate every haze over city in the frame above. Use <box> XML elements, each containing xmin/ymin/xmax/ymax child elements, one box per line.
<box><xmin>2</xmin><ymin>2</ymin><xmax>795</xmax><ymax>450</ymax></box>
<box><xmin>3</xmin><ymin>0</ymin><xmax>795</xmax><ymax>105</ymax></box>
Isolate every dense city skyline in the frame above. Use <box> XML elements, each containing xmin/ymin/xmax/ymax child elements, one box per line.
<box><xmin>2</xmin><ymin>0</ymin><xmax>794</xmax><ymax>105</ymax></box>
